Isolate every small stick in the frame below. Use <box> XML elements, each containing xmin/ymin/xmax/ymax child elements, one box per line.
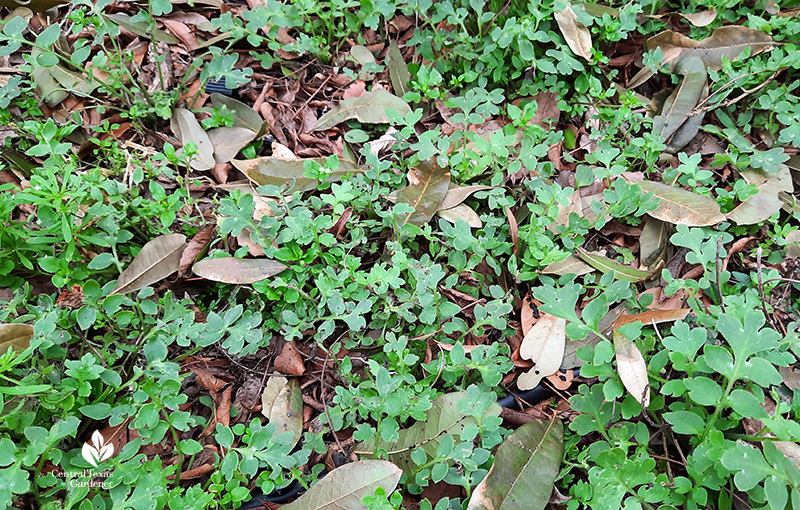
<box><xmin>757</xmin><ymin>247</ymin><xmax>771</xmax><ymax>322</ymax></box>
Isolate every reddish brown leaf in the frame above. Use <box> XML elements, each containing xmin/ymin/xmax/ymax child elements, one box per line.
<box><xmin>275</xmin><ymin>341</ymin><xmax>306</xmax><ymax>375</ymax></box>
<box><xmin>179</xmin><ymin>225</ymin><xmax>216</xmax><ymax>278</ymax></box>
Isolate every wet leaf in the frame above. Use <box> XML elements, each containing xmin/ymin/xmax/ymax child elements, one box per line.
<box><xmin>0</xmin><ymin>324</ymin><xmax>34</xmax><ymax>354</ymax></box>
<box><xmin>613</xmin><ymin>329</ymin><xmax>650</xmax><ymax>407</ymax></box>
<box><xmin>638</xmin><ymin>180</ymin><xmax>726</xmax><ymax>226</ymax></box>
<box><xmin>639</xmin><ymin>218</ymin><xmax>669</xmax><ymax>268</ymax></box>
<box><xmin>111</xmin><ymin>233</ymin><xmax>187</xmax><ymax>295</ymax></box>
<box><xmin>269</xmin><ymin>378</ymin><xmax>303</xmax><ymax>449</ymax></box>
<box><xmin>728</xmin><ymin>164</ymin><xmax>793</xmax><ymax>225</ymax></box>
<box><xmin>281</xmin><ymin>460</ymin><xmax>402</xmax><ymax>510</ymax></box>
<box><xmin>517</xmin><ymin>313</ymin><xmax>566</xmax><ymax>390</ymax></box>
<box><xmin>678</xmin><ymin>8</ymin><xmax>717</xmax><ymax>26</ymax></box>
<box><xmin>554</xmin><ymin>6</ymin><xmax>593</xmax><ymax>61</ymax></box>
<box><xmin>207</xmin><ymin>126</ymin><xmax>256</xmax><ymax>164</ymax></box>
<box><xmin>652</xmin><ymin>57</ymin><xmax>707</xmax><ymax>144</ymax></box>
<box><xmin>645</xmin><ymin>26</ymin><xmax>773</xmax><ymax>72</ymax></box>
<box><xmin>261</xmin><ymin>376</ymin><xmax>288</xmax><ymax>418</ymax></box>
<box><xmin>172</xmin><ymin>108</ymin><xmax>215</xmax><ymax>170</ymax></box>
<box><xmin>192</xmin><ymin>257</ymin><xmax>287</xmax><ymax>284</ymax></box>
<box><xmin>576</xmin><ymin>248</ymin><xmax>652</xmax><ymax>282</ymax></box>
<box><xmin>106</xmin><ymin>13</ymin><xmax>179</xmax><ymax>44</ymax></box>
<box><xmin>210</xmin><ymin>93</ymin><xmax>268</xmax><ymax>137</ymax></box>
<box><xmin>395</xmin><ymin>160</ymin><xmax>451</xmax><ymax>228</ymax></box>
<box><xmin>233</xmin><ymin>157</ymin><xmax>368</xmax><ymax>193</ymax></box>
<box><xmin>386</xmin><ymin>41</ymin><xmax>411</xmax><ymax>98</ymax></box>
<box><xmin>314</xmin><ymin>89</ymin><xmax>411</xmax><ymax>131</ymax></box>
<box><xmin>468</xmin><ymin>419</ymin><xmax>563</xmax><ymax>510</ymax></box>
<box><xmin>357</xmin><ymin>392</ymin><xmax>501</xmax><ymax>475</ymax></box>
<box><xmin>436</xmin><ymin>203</ymin><xmax>482</xmax><ymax>228</ymax></box>
<box><xmin>540</xmin><ymin>254</ymin><xmax>596</xmax><ymax>276</ymax></box>
<box><xmin>438</xmin><ymin>185</ymin><xmax>495</xmax><ymax>210</ymax></box>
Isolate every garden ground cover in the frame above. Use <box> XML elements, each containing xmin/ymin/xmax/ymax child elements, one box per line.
<box><xmin>3</xmin><ymin>0</ymin><xmax>800</xmax><ymax>509</ymax></box>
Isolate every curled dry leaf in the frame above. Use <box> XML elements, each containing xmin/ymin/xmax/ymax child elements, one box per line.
<box><xmin>314</xmin><ymin>89</ymin><xmax>411</xmax><ymax>131</ymax></box>
<box><xmin>520</xmin><ymin>293</ymin><xmax>540</xmax><ymax>336</ymax></box>
<box><xmin>179</xmin><ymin>225</ymin><xmax>216</xmax><ymax>278</ymax></box>
<box><xmin>517</xmin><ymin>313</ymin><xmax>567</xmax><ymax>390</ymax></box>
<box><xmin>678</xmin><ymin>8</ymin><xmax>717</xmax><ymax>26</ymax></box>
<box><xmin>112</xmin><ymin>233</ymin><xmax>187</xmax><ymax>295</ymax></box>
<box><xmin>612</xmin><ymin>308</ymin><xmax>691</xmax><ymax>329</ymax></box>
<box><xmin>192</xmin><ymin>257</ymin><xmax>287</xmax><ymax>284</ymax></box>
<box><xmin>613</xmin><ymin>329</ymin><xmax>651</xmax><ymax>407</ymax></box>
<box><xmin>368</xmin><ymin>127</ymin><xmax>398</xmax><ymax>156</ymax></box>
<box><xmin>554</xmin><ymin>6</ymin><xmax>593</xmax><ymax>61</ymax></box>
<box><xmin>271</xmin><ymin>142</ymin><xmax>297</xmax><ymax>159</ymax></box>
<box><xmin>274</xmin><ymin>341</ymin><xmax>305</xmax><ymax>376</ymax></box>
<box><xmin>0</xmin><ymin>323</ymin><xmax>34</xmax><ymax>354</ymax></box>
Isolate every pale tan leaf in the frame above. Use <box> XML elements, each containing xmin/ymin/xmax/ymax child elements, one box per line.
<box><xmin>436</xmin><ymin>203</ymin><xmax>482</xmax><ymax>228</ymax></box>
<box><xmin>261</xmin><ymin>376</ymin><xmax>288</xmax><ymax>418</ymax></box>
<box><xmin>678</xmin><ymin>8</ymin><xmax>716</xmax><ymax>27</ymax></box>
<box><xmin>172</xmin><ymin>108</ymin><xmax>215</xmax><ymax>170</ymax></box>
<box><xmin>0</xmin><ymin>324</ymin><xmax>34</xmax><ymax>354</ymax></box>
<box><xmin>728</xmin><ymin>164</ymin><xmax>793</xmax><ymax>225</ymax></box>
<box><xmin>386</xmin><ymin>41</ymin><xmax>411</xmax><ymax>98</ymax></box>
<box><xmin>517</xmin><ymin>314</ymin><xmax>566</xmax><ymax>390</ymax></box>
<box><xmin>645</xmin><ymin>26</ymin><xmax>774</xmax><ymax>72</ymax></box>
<box><xmin>786</xmin><ymin>230</ymin><xmax>800</xmax><ymax>258</ymax></box>
<box><xmin>112</xmin><ymin>234</ymin><xmax>187</xmax><ymax>295</ymax></box>
<box><xmin>554</xmin><ymin>6</ymin><xmax>593</xmax><ymax>61</ymax></box>
<box><xmin>638</xmin><ymin>180</ymin><xmax>726</xmax><ymax>226</ymax></box>
<box><xmin>540</xmin><ymin>254</ymin><xmax>596</xmax><ymax>276</ymax></box>
<box><xmin>281</xmin><ymin>461</ymin><xmax>402</xmax><ymax>510</ymax></box>
<box><xmin>269</xmin><ymin>378</ymin><xmax>303</xmax><ymax>449</ymax></box>
<box><xmin>314</xmin><ymin>89</ymin><xmax>411</xmax><ymax>131</ymax></box>
<box><xmin>207</xmin><ymin>126</ymin><xmax>256</xmax><ymax>165</ymax></box>
<box><xmin>233</xmin><ymin>156</ymin><xmax>368</xmax><ymax>193</ymax></box>
<box><xmin>613</xmin><ymin>329</ymin><xmax>650</xmax><ymax>407</ymax></box>
<box><xmin>192</xmin><ymin>257</ymin><xmax>287</xmax><ymax>284</ymax></box>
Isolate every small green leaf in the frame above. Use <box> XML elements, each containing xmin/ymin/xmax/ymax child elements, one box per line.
<box><xmin>663</xmin><ymin>410</ymin><xmax>705</xmax><ymax>435</ymax></box>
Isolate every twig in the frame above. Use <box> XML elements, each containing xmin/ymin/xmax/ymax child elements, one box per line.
<box><xmin>691</xmin><ymin>69</ymin><xmax>783</xmax><ymax>116</ymax></box>
<box><xmin>320</xmin><ymin>347</ymin><xmax>346</xmax><ymax>455</ymax></box>
<box><xmin>757</xmin><ymin>247</ymin><xmax>771</xmax><ymax>322</ymax></box>
<box><xmin>717</xmin><ymin>236</ymin><xmax>726</xmax><ymax>313</ymax></box>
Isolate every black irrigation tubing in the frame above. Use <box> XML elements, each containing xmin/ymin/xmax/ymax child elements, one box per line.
<box><xmin>241</xmin><ymin>368</ymin><xmax>580</xmax><ymax>507</ymax></box>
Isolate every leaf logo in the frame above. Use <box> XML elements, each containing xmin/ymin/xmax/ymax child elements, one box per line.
<box><xmin>81</xmin><ymin>430</ymin><xmax>114</xmax><ymax>467</ymax></box>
